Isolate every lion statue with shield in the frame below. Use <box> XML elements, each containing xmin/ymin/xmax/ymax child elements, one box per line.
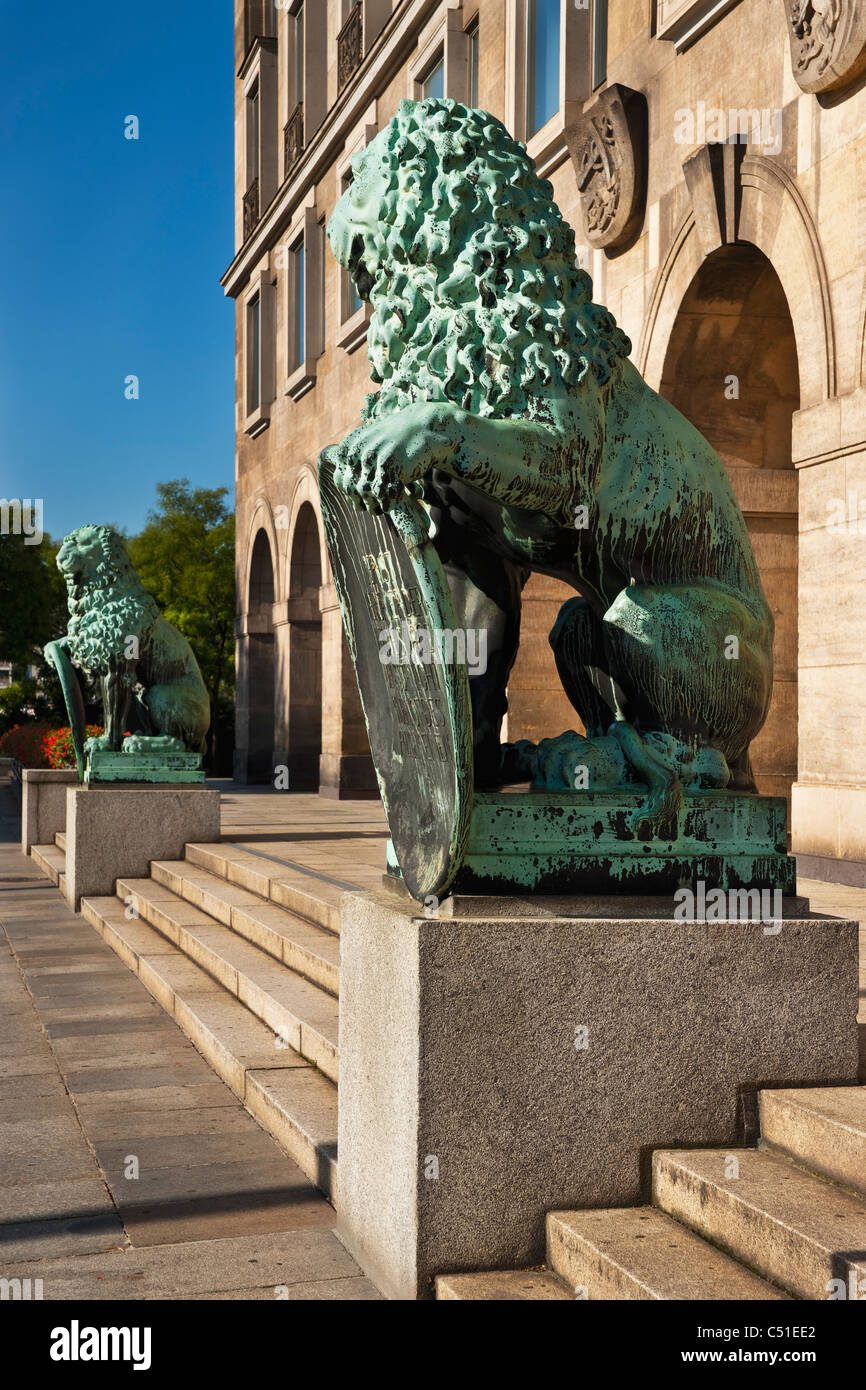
<box><xmin>321</xmin><ymin>99</ymin><xmax>773</xmax><ymax>833</ymax></box>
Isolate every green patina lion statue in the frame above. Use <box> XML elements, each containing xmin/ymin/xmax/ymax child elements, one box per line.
<box><xmin>54</xmin><ymin>524</ymin><xmax>210</xmax><ymax>757</ymax></box>
<box><xmin>322</xmin><ymin>98</ymin><xmax>774</xmax><ymax>830</ymax></box>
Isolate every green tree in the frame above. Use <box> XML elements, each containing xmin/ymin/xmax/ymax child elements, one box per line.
<box><xmin>0</xmin><ymin>532</ymin><xmax>67</xmax><ymax>672</ymax></box>
<box><xmin>128</xmin><ymin>481</ymin><xmax>235</xmax><ymax>766</ymax></box>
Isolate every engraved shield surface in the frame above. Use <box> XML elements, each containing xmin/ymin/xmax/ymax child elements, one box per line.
<box><xmin>319</xmin><ymin>458</ymin><xmax>473</xmax><ymax>901</ymax></box>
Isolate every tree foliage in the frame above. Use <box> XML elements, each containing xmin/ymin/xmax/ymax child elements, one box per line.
<box><xmin>0</xmin><ymin>533</ymin><xmax>67</xmax><ymax>671</ymax></box>
<box><xmin>128</xmin><ymin>480</ymin><xmax>236</xmax><ymax>713</ymax></box>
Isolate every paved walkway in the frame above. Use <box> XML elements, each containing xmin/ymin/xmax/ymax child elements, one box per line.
<box><xmin>0</xmin><ymin>780</ymin><xmax>379</xmax><ymax>1301</ymax></box>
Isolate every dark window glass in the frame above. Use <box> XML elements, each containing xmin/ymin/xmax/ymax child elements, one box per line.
<box><xmin>248</xmin><ymin>293</ymin><xmax>261</xmax><ymax>412</ymax></box>
<box><xmin>422</xmin><ymin>57</ymin><xmax>445</xmax><ymax>100</ymax></box>
<box><xmin>469</xmin><ymin>24</ymin><xmax>480</xmax><ymax>107</ymax></box>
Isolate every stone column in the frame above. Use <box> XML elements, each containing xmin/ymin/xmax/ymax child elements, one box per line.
<box><xmin>318</xmin><ymin>580</ymin><xmax>376</xmax><ymax>798</ymax></box>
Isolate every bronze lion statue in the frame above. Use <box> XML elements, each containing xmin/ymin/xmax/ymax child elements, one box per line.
<box><xmin>54</xmin><ymin>524</ymin><xmax>210</xmax><ymax>756</ymax></box>
<box><xmin>322</xmin><ymin>99</ymin><xmax>774</xmax><ymax>830</ymax></box>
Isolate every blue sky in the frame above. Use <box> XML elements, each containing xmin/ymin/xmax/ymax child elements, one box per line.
<box><xmin>0</xmin><ymin>1</ymin><xmax>235</xmax><ymax>542</ymax></box>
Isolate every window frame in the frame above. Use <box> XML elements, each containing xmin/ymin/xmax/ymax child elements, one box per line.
<box><xmin>421</xmin><ymin>53</ymin><xmax>446</xmax><ymax>100</ymax></box>
<box><xmin>282</xmin><ymin>193</ymin><xmax>325</xmax><ymax>401</ymax></box>
<box><xmin>335</xmin><ymin>0</ymin><xmax>392</xmax><ymax>99</ymax></box>
<box><xmin>593</xmin><ymin>0</ymin><xmax>608</xmax><ymax>90</ymax></box>
<box><xmin>243</xmin><ymin>263</ymin><xmax>276</xmax><ymax>437</ymax></box>
<box><xmin>466</xmin><ymin>14</ymin><xmax>480</xmax><ymax>107</ymax></box>
<box><xmin>408</xmin><ymin>2</ymin><xmax>475</xmax><ymax>103</ymax></box>
<box><xmin>278</xmin><ymin>0</ymin><xmax>327</xmax><ymax>182</ymax></box>
<box><xmin>246</xmin><ymin>79</ymin><xmax>260</xmax><ymax>191</ymax></box>
<box><xmin>506</xmin><ymin>0</ymin><xmax>592</xmax><ymax>177</ymax></box>
<box><xmin>526</xmin><ymin>0</ymin><xmax>562</xmax><ymax>141</ymax></box>
<box><xmin>335</xmin><ymin>111</ymin><xmax>378</xmax><ymax>355</ymax></box>
<box><xmin>238</xmin><ymin>39</ymin><xmax>278</xmax><ymax>249</ymax></box>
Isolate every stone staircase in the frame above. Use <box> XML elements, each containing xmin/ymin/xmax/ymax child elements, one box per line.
<box><xmin>31</xmin><ymin>830</ymin><xmax>67</xmax><ymax>892</ymax></box>
<box><xmin>437</xmin><ymin>1086</ymin><xmax>866</xmax><ymax>1300</ymax></box>
<box><xmin>78</xmin><ymin>841</ymin><xmax>341</xmax><ymax>1203</ymax></box>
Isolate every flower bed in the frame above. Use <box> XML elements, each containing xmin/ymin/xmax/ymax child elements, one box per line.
<box><xmin>0</xmin><ymin>724</ymin><xmax>104</xmax><ymax>770</ymax></box>
<box><xmin>0</xmin><ymin>723</ymin><xmax>54</xmax><ymax>769</ymax></box>
<box><xmin>43</xmin><ymin>726</ymin><xmax>104</xmax><ymax>770</ymax></box>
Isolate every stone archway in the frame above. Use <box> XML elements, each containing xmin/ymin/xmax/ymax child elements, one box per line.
<box><xmin>246</xmin><ymin>528</ymin><xmax>276</xmax><ymax>784</ymax></box>
<box><xmin>287</xmin><ymin>502</ymin><xmax>323</xmax><ymax>790</ymax></box>
<box><xmin>659</xmin><ymin>242</ymin><xmax>800</xmax><ymax>805</ymax></box>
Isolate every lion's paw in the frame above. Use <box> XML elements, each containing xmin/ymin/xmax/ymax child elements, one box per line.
<box><xmin>85</xmin><ymin>733</ymin><xmax>113</xmax><ymax>754</ymax></box>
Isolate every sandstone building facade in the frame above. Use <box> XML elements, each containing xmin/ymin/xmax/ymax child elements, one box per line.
<box><xmin>223</xmin><ymin>0</ymin><xmax>866</xmax><ymax>883</ymax></box>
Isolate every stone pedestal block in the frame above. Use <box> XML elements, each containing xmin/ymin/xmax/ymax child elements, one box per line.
<box><xmin>22</xmin><ymin>770</ymin><xmax>78</xmax><ymax>854</ymax></box>
<box><xmin>337</xmin><ymin>892</ymin><xmax>860</xmax><ymax>1300</ymax></box>
<box><xmin>65</xmin><ymin>786</ymin><xmax>221</xmax><ymax>910</ymax></box>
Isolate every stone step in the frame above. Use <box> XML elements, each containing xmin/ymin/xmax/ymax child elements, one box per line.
<box><xmin>79</xmin><ymin>895</ymin><xmax>338</xmax><ymax>1200</ymax></box>
<box><xmin>435</xmin><ymin>1270</ymin><xmax>573</xmax><ymax>1300</ymax></box>
<box><xmin>117</xmin><ymin>875</ymin><xmax>339</xmax><ymax>1083</ymax></box>
<box><xmin>185</xmin><ymin>842</ymin><xmax>343</xmax><ymax>935</ymax></box>
<box><xmin>55</xmin><ymin>830</ymin><xmax>67</xmax><ymax>852</ymax></box>
<box><xmin>124</xmin><ymin>866</ymin><xmax>339</xmax><ymax>996</ymax></box>
<box><xmin>654</xmin><ymin>1147</ymin><xmax>866</xmax><ymax>1300</ymax></box>
<box><xmin>31</xmin><ymin>843</ymin><xmax>65</xmax><ymax>885</ymax></box>
<box><xmin>547</xmin><ymin>1206</ymin><xmax>788</xmax><ymax>1300</ymax></box>
<box><xmin>759</xmin><ymin>1086</ymin><xmax>866</xmax><ymax>1197</ymax></box>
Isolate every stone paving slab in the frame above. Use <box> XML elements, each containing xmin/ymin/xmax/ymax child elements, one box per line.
<box><xmin>0</xmin><ymin>1227</ymin><xmax>376</xmax><ymax>1300</ymax></box>
<box><xmin>0</xmin><ymin>1176</ymin><xmax>115</xmax><ymax>1224</ymax></box>
<box><xmin>72</xmin><ymin>1082</ymin><xmax>241</xmax><ymax>1115</ymax></box>
<box><xmin>81</xmin><ymin>1105</ymin><xmax>270</xmax><ymax>1143</ymax></box>
<box><xmin>0</xmin><ymin>1211</ymin><xmax>128</xmax><ymax>1263</ymax></box>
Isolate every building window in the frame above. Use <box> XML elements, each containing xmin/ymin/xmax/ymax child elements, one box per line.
<box><xmin>338</xmin><ymin>2</ymin><xmax>363</xmax><ymax>89</ymax></box>
<box><xmin>422</xmin><ymin>55</ymin><xmax>445</xmax><ymax>100</ymax></box>
<box><xmin>342</xmin><ymin>177</ymin><xmax>363</xmax><ymax>317</ymax></box>
<box><xmin>248</xmin><ymin>293</ymin><xmax>261</xmax><ymax>413</ymax></box>
<box><xmin>409</xmin><ymin>7</ymin><xmax>474</xmax><ymax>103</ymax></box>
<box><xmin>468</xmin><ymin>21</ymin><xmax>480</xmax><ymax>106</ymax></box>
<box><xmin>279</xmin><ymin>0</ymin><xmax>325</xmax><ymax>181</ymax></box>
<box><xmin>526</xmin><ymin>0</ymin><xmax>561</xmax><ymax>139</ymax></box>
<box><xmin>593</xmin><ymin>0</ymin><xmax>608</xmax><ymax>89</ymax></box>
<box><xmin>290</xmin><ymin>240</ymin><xmax>305</xmax><ymax>373</ymax></box>
<box><xmin>244</xmin><ymin>270</ymin><xmax>275</xmax><ymax>435</ymax></box>
<box><xmin>283</xmin><ymin>198</ymin><xmax>325</xmax><ymax>398</ymax></box>
<box><xmin>244</xmin><ymin>0</ymin><xmax>276</xmax><ymax>56</ymax></box>
<box><xmin>239</xmin><ymin>39</ymin><xmax>277</xmax><ymax>248</ymax></box>
<box><xmin>247</xmin><ymin>81</ymin><xmax>260</xmax><ymax>185</ymax></box>
<box><xmin>292</xmin><ymin>2</ymin><xmax>304</xmax><ymax>108</ymax></box>
<box><xmin>335</xmin><ymin>116</ymin><xmax>377</xmax><ymax>353</ymax></box>
<box><xmin>318</xmin><ymin>219</ymin><xmax>326</xmax><ymax>351</ymax></box>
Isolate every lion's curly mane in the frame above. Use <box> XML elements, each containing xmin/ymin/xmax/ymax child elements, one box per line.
<box><xmin>354</xmin><ymin>98</ymin><xmax>631</xmax><ymax>424</ymax></box>
<box><xmin>63</xmin><ymin>527</ymin><xmax>159</xmax><ymax>676</ymax></box>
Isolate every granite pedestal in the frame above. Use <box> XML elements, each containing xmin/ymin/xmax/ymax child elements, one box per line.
<box><xmin>336</xmin><ymin>890</ymin><xmax>860</xmax><ymax>1300</ymax></box>
<box><xmin>64</xmin><ymin>785</ymin><xmax>221</xmax><ymax>910</ymax></box>
<box><xmin>21</xmin><ymin>769</ymin><xmax>78</xmax><ymax>854</ymax></box>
